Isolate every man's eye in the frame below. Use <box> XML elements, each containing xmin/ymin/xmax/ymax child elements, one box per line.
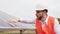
<box><xmin>37</xmin><ymin>12</ymin><xmax>39</xmax><ymax>13</ymax></box>
<box><xmin>36</xmin><ymin>11</ymin><xmax>40</xmax><ymax>13</ymax></box>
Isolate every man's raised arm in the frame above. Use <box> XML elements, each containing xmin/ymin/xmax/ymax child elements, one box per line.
<box><xmin>8</xmin><ymin>18</ymin><xmax>35</xmax><ymax>24</ymax></box>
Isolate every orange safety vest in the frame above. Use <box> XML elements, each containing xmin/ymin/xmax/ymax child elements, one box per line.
<box><xmin>36</xmin><ymin>16</ymin><xmax>56</xmax><ymax>34</ymax></box>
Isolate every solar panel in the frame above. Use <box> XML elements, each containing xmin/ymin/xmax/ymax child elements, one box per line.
<box><xmin>0</xmin><ymin>11</ymin><xmax>35</xmax><ymax>31</ymax></box>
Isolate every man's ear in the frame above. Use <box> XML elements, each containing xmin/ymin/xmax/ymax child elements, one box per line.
<box><xmin>43</xmin><ymin>11</ymin><xmax>47</xmax><ymax>15</ymax></box>
<box><xmin>43</xmin><ymin>11</ymin><xmax>48</xmax><ymax>15</ymax></box>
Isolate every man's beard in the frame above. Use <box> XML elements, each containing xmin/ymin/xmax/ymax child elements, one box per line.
<box><xmin>37</xmin><ymin>16</ymin><xmax>43</xmax><ymax>20</ymax></box>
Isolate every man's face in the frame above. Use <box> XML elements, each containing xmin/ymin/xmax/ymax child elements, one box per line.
<box><xmin>36</xmin><ymin>10</ymin><xmax>43</xmax><ymax>19</ymax></box>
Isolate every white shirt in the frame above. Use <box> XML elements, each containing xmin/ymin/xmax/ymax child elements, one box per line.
<box><xmin>20</xmin><ymin>16</ymin><xmax>60</xmax><ymax>34</ymax></box>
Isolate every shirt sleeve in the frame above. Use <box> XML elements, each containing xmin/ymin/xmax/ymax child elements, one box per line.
<box><xmin>54</xmin><ymin>19</ymin><xmax>60</xmax><ymax>34</ymax></box>
<box><xmin>20</xmin><ymin>18</ymin><xmax>35</xmax><ymax>24</ymax></box>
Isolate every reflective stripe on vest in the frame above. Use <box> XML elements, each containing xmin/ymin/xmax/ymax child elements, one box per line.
<box><xmin>36</xmin><ymin>16</ymin><xmax>56</xmax><ymax>34</ymax></box>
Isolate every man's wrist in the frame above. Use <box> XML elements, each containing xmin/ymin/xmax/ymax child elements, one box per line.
<box><xmin>18</xmin><ymin>20</ymin><xmax>20</xmax><ymax>22</ymax></box>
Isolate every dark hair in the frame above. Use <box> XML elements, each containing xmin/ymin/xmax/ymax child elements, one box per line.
<box><xmin>43</xmin><ymin>9</ymin><xmax>48</xmax><ymax>13</ymax></box>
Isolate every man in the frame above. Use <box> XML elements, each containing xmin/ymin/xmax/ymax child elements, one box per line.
<box><xmin>8</xmin><ymin>4</ymin><xmax>60</xmax><ymax>34</ymax></box>
<box><xmin>8</xmin><ymin>9</ymin><xmax>60</xmax><ymax>34</ymax></box>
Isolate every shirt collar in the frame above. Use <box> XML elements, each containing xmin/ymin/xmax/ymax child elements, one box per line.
<box><xmin>45</xmin><ymin>15</ymin><xmax>49</xmax><ymax>24</ymax></box>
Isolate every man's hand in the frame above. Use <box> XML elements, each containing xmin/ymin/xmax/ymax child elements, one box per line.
<box><xmin>8</xmin><ymin>18</ymin><xmax>20</xmax><ymax>23</ymax></box>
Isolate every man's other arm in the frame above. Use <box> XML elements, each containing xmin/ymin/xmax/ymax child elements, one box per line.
<box><xmin>54</xmin><ymin>19</ymin><xmax>60</xmax><ymax>34</ymax></box>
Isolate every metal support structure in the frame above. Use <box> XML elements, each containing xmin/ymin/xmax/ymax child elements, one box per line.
<box><xmin>20</xmin><ymin>30</ymin><xmax>23</xmax><ymax>34</ymax></box>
